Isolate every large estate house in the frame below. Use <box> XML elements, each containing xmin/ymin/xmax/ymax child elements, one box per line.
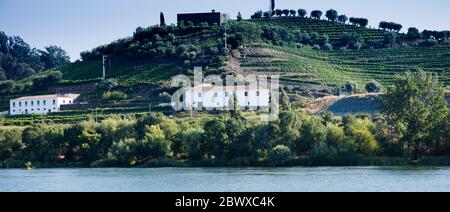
<box><xmin>182</xmin><ymin>84</ymin><xmax>270</xmax><ymax>110</ymax></box>
<box><xmin>177</xmin><ymin>10</ymin><xmax>227</xmax><ymax>26</ymax></box>
<box><xmin>9</xmin><ymin>94</ymin><xmax>79</xmax><ymax>115</ymax></box>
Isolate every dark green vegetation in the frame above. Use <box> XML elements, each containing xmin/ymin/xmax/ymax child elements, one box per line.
<box><xmin>0</xmin><ymin>31</ymin><xmax>70</xmax><ymax>80</ymax></box>
<box><xmin>0</xmin><ymin>71</ymin><xmax>449</xmax><ymax>168</ymax></box>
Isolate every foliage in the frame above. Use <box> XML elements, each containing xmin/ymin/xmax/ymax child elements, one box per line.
<box><xmin>380</xmin><ymin>70</ymin><xmax>449</xmax><ymax>160</ymax></box>
<box><xmin>267</xmin><ymin>145</ymin><xmax>291</xmax><ymax>166</ymax></box>
<box><xmin>365</xmin><ymin>80</ymin><xmax>382</xmax><ymax>93</ymax></box>
<box><xmin>0</xmin><ymin>31</ymin><xmax>69</xmax><ymax>80</ymax></box>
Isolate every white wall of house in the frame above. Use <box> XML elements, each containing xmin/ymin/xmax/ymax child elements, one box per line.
<box><xmin>9</xmin><ymin>95</ymin><xmax>77</xmax><ymax>115</ymax></box>
<box><xmin>183</xmin><ymin>85</ymin><xmax>270</xmax><ymax>110</ymax></box>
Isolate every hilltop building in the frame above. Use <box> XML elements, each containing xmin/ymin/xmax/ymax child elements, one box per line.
<box><xmin>177</xmin><ymin>10</ymin><xmax>227</xmax><ymax>25</ymax></box>
<box><xmin>182</xmin><ymin>84</ymin><xmax>270</xmax><ymax>110</ymax></box>
<box><xmin>9</xmin><ymin>94</ymin><xmax>79</xmax><ymax>115</ymax></box>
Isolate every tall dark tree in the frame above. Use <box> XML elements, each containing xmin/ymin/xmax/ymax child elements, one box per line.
<box><xmin>337</xmin><ymin>15</ymin><xmax>348</xmax><ymax>24</ymax></box>
<box><xmin>237</xmin><ymin>12</ymin><xmax>243</xmax><ymax>21</ymax></box>
<box><xmin>311</xmin><ymin>10</ymin><xmax>323</xmax><ymax>19</ymax></box>
<box><xmin>160</xmin><ymin>12</ymin><xmax>166</xmax><ymax>26</ymax></box>
<box><xmin>0</xmin><ymin>31</ymin><xmax>45</xmax><ymax>80</ymax></box>
<box><xmin>39</xmin><ymin>45</ymin><xmax>71</xmax><ymax>70</ymax></box>
<box><xmin>297</xmin><ymin>9</ymin><xmax>307</xmax><ymax>18</ymax></box>
<box><xmin>407</xmin><ymin>27</ymin><xmax>421</xmax><ymax>41</ymax></box>
<box><xmin>289</xmin><ymin>10</ymin><xmax>297</xmax><ymax>17</ymax></box>
<box><xmin>275</xmin><ymin>9</ymin><xmax>283</xmax><ymax>17</ymax></box>
<box><xmin>325</xmin><ymin>9</ymin><xmax>338</xmax><ymax>22</ymax></box>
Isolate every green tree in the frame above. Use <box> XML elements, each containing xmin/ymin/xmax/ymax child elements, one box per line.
<box><xmin>280</xmin><ymin>88</ymin><xmax>291</xmax><ymax>110</ymax></box>
<box><xmin>311</xmin><ymin>10</ymin><xmax>323</xmax><ymax>19</ymax></box>
<box><xmin>380</xmin><ymin>70</ymin><xmax>449</xmax><ymax>160</ymax></box>
<box><xmin>0</xmin><ymin>127</ymin><xmax>23</xmax><ymax>161</ymax></box>
<box><xmin>203</xmin><ymin>117</ymin><xmax>229</xmax><ymax>160</ymax></box>
<box><xmin>160</xmin><ymin>12</ymin><xmax>166</xmax><ymax>26</ymax></box>
<box><xmin>365</xmin><ymin>80</ymin><xmax>382</xmax><ymax>93</ymax></box>
<box><xmin>325</xmin><ymin>9</ymin><xmax>338</xmax><ymax>22</ymax></box>
<box><xmin>337</xmin><ymin>15</ymin><xmax>348</xmax><ymax>23</ymax></box>
<box><xmin>407</xmin><ymin>27</ymin><xmax>421</xmax><ymax>41</ymax></box>
<box><xmin>297</xmin><ymin>118</ymin><xmax>328</xmax><ymax>154</ymax></box>
<box><xmin>278</xmin><ymin>111</ymin><xmax>303</xmax><ymax>148</ymax></box>
<box><xmin>344</xmin><ymin>81</ymin><xmax>357</xmax><ymax>94</ymax></box>
<box><xmin>297</xmin><ymin>9</ymin><xmax>307</xmax><ymax>18</ymax></box>
<box><xmin>267</xmin><ymin>145</ymin><xmax>291</xmax><ymax>166</ymax></box>
<box><xmin>39</xmin><ymin>45</ymin><xmax>71</xmax><ymax>70</ymax></box>
<box><xmin>237</xmin><ymin>12</ymin><xmax>243</xmax><ymax>21</ymax></box>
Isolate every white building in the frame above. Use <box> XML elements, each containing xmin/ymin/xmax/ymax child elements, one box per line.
<box><xmin>9</xmin><ymin>94</ymin><xmax>79</xmax><ymax>115</ymax></box>
<box><xmin>183</xmin><ymin>84</ymin><xmax>270</xmax><ymax>110</ymax></box>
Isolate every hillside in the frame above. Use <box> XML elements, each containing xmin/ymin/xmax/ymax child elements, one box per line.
<box><xmin>1</xmin><ymin>16</ymin><xmax>450</xmax><ymax>121</ymax></box>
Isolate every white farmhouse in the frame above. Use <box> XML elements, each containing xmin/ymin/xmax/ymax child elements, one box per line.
<box><xmin>9</xmin><ymin>94</ymin><xmax>79</xmax><ymax>115</ymax></box>
<box><xmin>183</xmin><ymin>84</ymin><xmax>270</xmax><ymax>110</ymax></box>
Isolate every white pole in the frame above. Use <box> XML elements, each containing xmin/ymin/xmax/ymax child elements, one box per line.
<box><xmin>102</xmin><ymin>55</ymin><xmax>106</xmax><ymax>81</ymax></box>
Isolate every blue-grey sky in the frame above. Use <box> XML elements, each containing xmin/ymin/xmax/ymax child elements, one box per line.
<box><xmin>1</xmin><ymin>0</ymin><xmax>449</xmax><ymax>61</ymax></box>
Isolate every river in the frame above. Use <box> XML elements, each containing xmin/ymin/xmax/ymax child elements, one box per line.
<box><xmin>1</xmin><ymin>167</ymin><xmax>450</xmax><ymax>192</ymax></box>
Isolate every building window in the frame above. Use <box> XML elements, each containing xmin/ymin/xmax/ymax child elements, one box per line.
<box><xmin>214</xmin><ymin>92</ymin><xmax>218</xmax><ymax>98</ymax></box>
<box><xmin>37</xmin><ymin>101</ymin><xmax>40</xmax><ymax>106</ymax></box>
<box><xmin>13</xmin><ymin>102</ymin><xmax>16</xmax><ymax>107</ymax></box>
<box><xmin>245</xmin><ymin>92</ymin><xmax>249</xmax><ymax>97</ymax></box>
<box><xmin>225</xmin><ymin>92</ymin><xmax>229</xmax><ymax>97</ymax></box>
<box><xmin>43</xmin><ymin>100</ymin><xmax>46</xmax><ymax>105</ymax></box>
<box><xmin>25</xmin><ymin>101</ymin><xmax>28</xmax><ymax>107</ymax></box>
<box><xmin>19</xmin><ymin>102</ymin><xmax>22</xmax><ymax>107</ymax></box>
<box><xmin>53</xmin><ymin>100</ymin><xmax>56</xmax><ymax>105</ymax></box>
<box><xmin>31</xmin><ymin>101</ymin><xmax>34</xmax><ymax>106</ymax></box>
<box><xmin>256</xmin><ymin>91</ymin><xmax>260</xmax><ymax>96</ymax></box>
<box><xmin>13</xmin><ymin>110</ymin><xmax>15</xmax><ymax>112</ymax></box>
<box><xmin>198</xmin><ymin>93</ymin><xmax>202</xmax><ymax>98</ymax></box>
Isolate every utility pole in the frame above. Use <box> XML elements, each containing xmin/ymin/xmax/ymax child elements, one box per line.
<box><xmin>224</xmin><ymin>28</ymin><xmax>228</xmax><ymax>49</ymax></box>
<box><xmin>102</xmin><ymin>55</ymin><xmax>107</xmax><ymax>82</ymax></box>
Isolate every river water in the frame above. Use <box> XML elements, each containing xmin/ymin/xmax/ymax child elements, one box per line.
<box><xmin>1</xmin><ymin>167</ymin><xmax>450</xmax><ymax>192</ymax></box>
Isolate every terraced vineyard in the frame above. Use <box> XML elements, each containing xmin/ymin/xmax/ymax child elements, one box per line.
<box><xmin>239</xmin><ymin>44</ymin><xmax>450</xmax><ymax>88</ymax></box>
<box><xmin>251</xmin><ymin>17</ymin><xmax>388</xmax><ymax>42</ymax></box>
<box><xmin>22</xmin><ymin>59</ymin><xmax>183</xmax><ymax>88</ymax></box>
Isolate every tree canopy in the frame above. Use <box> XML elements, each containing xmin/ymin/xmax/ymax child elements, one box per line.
<box><xmin>380</xmin><ymin>70</ymin><xmax>449</xmax><ymax>161</ymax></box>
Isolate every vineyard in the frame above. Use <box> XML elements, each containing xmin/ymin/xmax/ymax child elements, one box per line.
<box><xmin>239</xmin><ymin>44</ymin><xmax>450</xmax><ymax>88</ymax></box>
<box><xmin>251</xmin><ymin>17</ymin><xmax>388</xmax><ymax>42</ymax></box>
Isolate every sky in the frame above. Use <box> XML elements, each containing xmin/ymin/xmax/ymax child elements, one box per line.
<box><xmin>1</xmin><ymin>0</ymin><xmax>449</xmax><ymax>61</ymax></box>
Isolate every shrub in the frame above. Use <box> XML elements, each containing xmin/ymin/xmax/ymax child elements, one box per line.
<box><xmin>365</xmin><ymin>80</ymin><xmax>382</xmax><ymax>93</ymax></box>
<box><xmin>344</xmin><ymin>81</ymin><xmax>357</xmax><ymax>94</ymax></box>
<box><xmin>312</xmin><ymin>45</ymin><xmax>321</xmax><ymax>50</ymax></box>
<box><xmin>267</xmin><ymin>145</ymin><xmax>291</xmax><ymax>166</ymax></box>
<box><xmin>102</xmin><ymin>91</ymin><xmax>128</xmax><ymax>101</ymax></box>
<box><xmin>0</xmin><ymin>127</ymin><xmax>23</xmax><ymax>161</ymax></box>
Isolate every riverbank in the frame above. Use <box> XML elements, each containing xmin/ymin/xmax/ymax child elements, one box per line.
<box><xmin>3</xmin><ymin>156</ymin><xmax>450</xmax><ymax>169</ymax></box>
